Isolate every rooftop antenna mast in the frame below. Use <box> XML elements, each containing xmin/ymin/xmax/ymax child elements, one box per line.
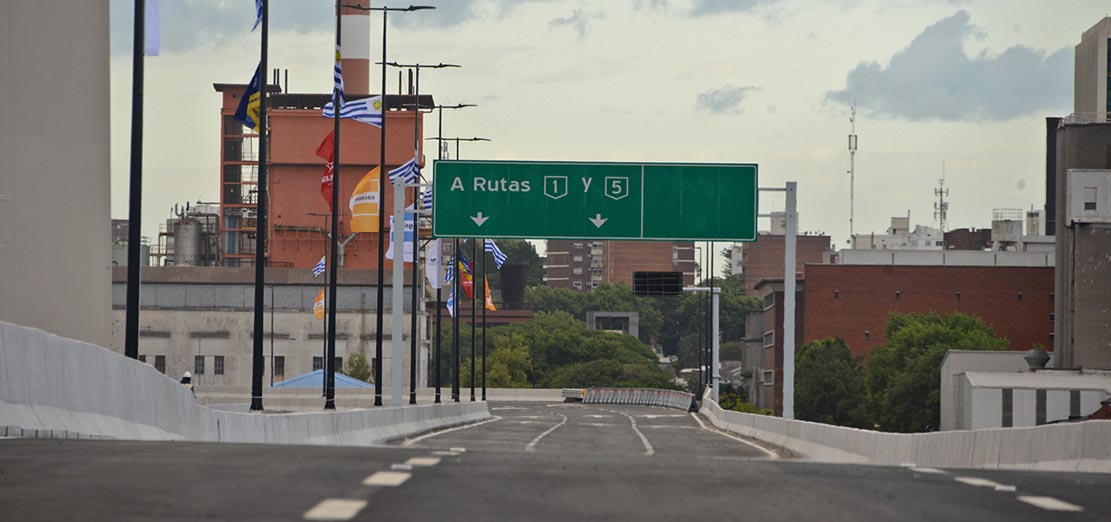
<box><xmin>848</xmin><ymin>103</ymin><xmax>858</xmax><ymax>238</ymax></box>
<box><xmin>934</xmin><ymin>161</ymin><xmax>950</xmax><ymax>232</ymax></box>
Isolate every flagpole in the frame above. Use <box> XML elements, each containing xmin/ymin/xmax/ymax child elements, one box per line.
<box><xmin>470</xmin><ymin>239</ymin><xmax>477</xmax><ymax>402</ymax></box>
<box><xmin>481</xmin><ymin>241</ymin><xmax>487</xmax><ymax>401</ymax></box>
<box><xmin>249</xmin><ymin>0</ymin><xmax>270</xmax><ymax>412</ymax></box>
<box><xmin>324</xmin><ymin>0</ymin><xmax>342</xmax><ymax>411</ymax></box>
<box><xmin>124</xmin><ymin>0</ymin><xmax>145</xmax><ymax>362</ymax></box>
<box><xmin>409</xmin><ymin>66</ymin><xmax>420</xmax><ymax>405</ymax></box>
<box><xmin>453</xmin><ymin>238</ymin><xmax>460</xmax><ymax>402</ymax></box>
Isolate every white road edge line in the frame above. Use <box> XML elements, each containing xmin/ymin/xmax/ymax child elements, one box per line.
<box><xmin>303</xmin><ymin>499</ymin><xmax>367</xmax><ymax>521</ymax></box>
<box><xmin>525</xmin><ymin>413</ymin><xmax>568</xmax><ymax>452</ymax></box>
<box><xmin>611</xmin><ymin>410</ymin><xmax>654</xmax><ymax>456</ymax></box>
<box><xmin>401</xmin><ymin>416</ymin><xmax>502</xmax><ymax>447</ymax></box>
<box><xmin>1017</xmin><ymin>496</ymin><xmax>1083</xmax><ymax>512</ymax></box>
<box><xmin>690</xmin><ymin>412</ymin><xmax>779</xmax><ymax>460</ymax></box>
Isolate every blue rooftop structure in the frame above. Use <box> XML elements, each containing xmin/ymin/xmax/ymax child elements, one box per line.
<box><xmin>272</xmin><ymin>369</ymin><xmax>374</xmax><ymax>389</ymax></box>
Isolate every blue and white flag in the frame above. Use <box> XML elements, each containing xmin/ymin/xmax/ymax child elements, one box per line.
<box><xmin>485</xmin><ymin>239</ymin><xmax>507</xmax><ymax>269</ymax></box>
<box><xmin>251</xmin><ymin>0</ymin><xmax>263</xmax><ymax>31</ymax></box>
<box><xmin>322</xmin><ymin>96</ymin><xmax>383</xmax><ymax>127</ymax></box>
<box><xmin>145</xmin><ymin>0</ymin><xmax>160</xmax><ymax>56</ymax></box>
<box><xmin>446</xmin><ymin>285</ymin><xmax>456</xmax><ymax>317</ymax></box>
<box><xmin>385</xmin><ymin>206</ymin><xmax>415</xmax><ymax>263</ymax></box>
<box><xmin>332</xmin><ymin>44</ymin><xmax>345</xmax><ymax>108</ymax></box>
<box><xmin>444</xmin><ymin>262</ymin><xmax>454</xmax><ymax>284</ymax></box>
<box><xmin>421</xmin><ymin>188</ymin><xmax>433</xmax><ymax>210</ymax></box>
<box><xmin>312</xmin><ymin>255</ymin><xmax>326</xmax><ymax>277</ymax></box>
<box><xmin>389</xmin><ymin>155</ymin><xmax>420</xmax><ymax>185</ymax></box>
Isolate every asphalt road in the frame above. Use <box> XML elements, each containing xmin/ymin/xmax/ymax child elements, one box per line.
<box><xmin>1</xmin><ymin>401</ymin><xmax>1108</xmax><ymax>521</ymax></box>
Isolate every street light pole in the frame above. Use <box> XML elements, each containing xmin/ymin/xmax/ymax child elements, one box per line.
<box><xmin>383</xmin><ymin>63</ymin><xmax>460</xmax><ymax>405</ymax></box>
<box><xmin>343</xmin><ymin>3</ymin><xmax>433</xmax><ymax>407</ymax></box>
<box><xmin>428</xmin><ymin>104</ymin><xmax>474</xmax><ymax>404</ymax></box>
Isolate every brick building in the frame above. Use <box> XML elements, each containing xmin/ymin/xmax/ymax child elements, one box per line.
<box><xmin>545</xmin><ymin>240</ymin><xmax>696</xmax><ymax>291</ymax></box>
<box><xmin>802</xmin><ymin>264</ymin><xmax>1055</xmax><ymax>358</ymax></box>
<box><xmin>733</xmin><ymin>233</ymin><xmax>830</xmax><ymax>295</ymax></box>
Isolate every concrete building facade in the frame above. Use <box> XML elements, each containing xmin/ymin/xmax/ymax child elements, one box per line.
<box><xmin>1074</xmin><ymin>17</ymin><xmax>1111</xmax><ymax>118</ymax></box>
<box><xmin>1053</xmin><ymin>122</ymin><xmax>1111</xmax><ymax>369</ymax></box>
<box><xmin>0</xmin><ymin>2</ymin><xmax>112</xmax><ymax>348</ymax></box>
<box><xmin>107</xmin><ymin>267</ymin><xmax>423</xmax><ymax>390</ymax></box>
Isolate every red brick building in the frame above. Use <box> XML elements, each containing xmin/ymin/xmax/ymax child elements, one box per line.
<box><xmin>545</xmin><ymin>240</ymin><xmax>696</xmax><ymax>291</ymax></box>
<box><xmin>735</xmin><ymin>233</ymin><xmax>830</xmax><ymax>294</ymax></box>
<box><xmin>802</xmin><ymin>264</ymin><xmax>1055</xmax><ymax>358</ymax></box>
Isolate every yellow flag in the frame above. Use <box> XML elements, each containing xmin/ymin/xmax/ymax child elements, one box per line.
<box><xmin>484</xmin><ymin>277</ymin><xmax>496</xmax><ymax>311</ymax></box>
<box><xmin>313</xmin><ymin>289</ymin><xmax>326</xmax><ymax>319</ymax></box>
<box><xmin>350</xmin><ymin>167</ymin><xmax>381</xmax><ymax>232</ymax></box>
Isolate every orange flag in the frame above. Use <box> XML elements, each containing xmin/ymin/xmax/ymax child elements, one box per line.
<box><xmin>313</xmin><ymin>289</ymin><xmax>326</xmax><ymax>319</ymax></box>
<box><xmin>484</xmin><ymin>277</ymin><xmax>496</xmax><ymax>311</ymax></box>
<box><xmin>350</xmin><ymin>167</ymin><xmax>381</xmax><ymax>232</ymax></box>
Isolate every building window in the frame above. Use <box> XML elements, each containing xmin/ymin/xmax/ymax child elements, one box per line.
<box><xmin>194</xmin><ymin>356</ymin><xmax>205</xmax><ymax>375</ymax></box>
<box><xmin>154</xmin><ymin>355</ymin><xmax>166</xmax><ymax>374</ymax></box>
<box><xmin>313</xmin><ymin>357</ymin><xmax>324</xmax><ymax>371</ymax></box>
<box><xmin>138</xmin><ymin>355</ymin><xmax>147</xmax><ymax>363</ymax></box>
<box><xmin>572</xmin><ymin>267</ymin><xmax>583</xmax><ymax>275</ymax></box>
<box><xmin>1049</xmin><ymin>313</ymin><xmax>1055</xmax><ymax>322</ymax></box>
<box><xmin>1049</xmin><ymin>332</ymin><xmax>1055</xmax><ymax>343</ymax></box>
<box><xmin>274</xmin><ymin>356</ymin><xmax>285</xmax><ymax>378</ymax></box>
<box><xmin>895</xmin><ymin>291</ymin><xmax>901</xmax><ymax>300</ymax></box>
<box><xmin>864</xmin><ymin>331</ymin><xmax>870</xmax><ymax>340</ymax></box>
<box><xmin>762</xmin><ymin>370</ymin><xmax>775</xmax><ymax>385</ymax></box>
<box><xmin>590</xmin><ymin>281</ymin><xmax>599</xmax><ymax>288</ymax></box>
<box><xmin>335</xmin><ymin>357</ymin><xmax>343</xmax><ymax>372</ymax></box>
<box><xmin>762</xmin><ymin>331</ymin><xmax>774</xmax><ymax>348</ymax></box>
<box><xmin>572</xmin><ymin>281</ymin><xmax>583</xmax><ymax>289</ymax></box>
<box><xmin>214</xmin><ymin>356</ymin><xmax>225</xmax><ymax>375</ymax></box>
<box><xmin>1084</xmin><ymin>187</ymin><xmax>1097</xmax><ymax>211</ymax></box>
<box><xmin>573</xmin><ymin>255</ymin><xmax>583</xmax><ymax>262</ymax></box>
<box><xmin>573</xmin><ymin>242</ymin><xmax>583</xmax><ymax>249</ymax></box>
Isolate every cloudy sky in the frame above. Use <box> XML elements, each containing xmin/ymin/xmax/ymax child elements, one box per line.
<box><xmin>110</xmin><ymin>0</ymin><xmax>1100</xmax><ymax>259</ymax></box>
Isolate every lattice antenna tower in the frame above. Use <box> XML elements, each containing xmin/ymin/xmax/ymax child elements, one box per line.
<box><xmin>934</xmin><ymin>161</ymin><xmax>950</xmax><ymax>232</ymax></box>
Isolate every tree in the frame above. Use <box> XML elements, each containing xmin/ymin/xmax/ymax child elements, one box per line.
<box><xmin>343</xmin><ymin>352</ymin><xmax>372</xmax><ymax>383</ymax></box>
<box><xmin>484</xmin><ymin>240</ymin><xmax>545</xmax><ymax>290</ymax></box>
<box><xmin>461</xmin><ymin>332</ymin><xmax>532</xmax><ymax>388</ymax></box>
<box><xmin>720</xmin><ymin>246</ymin><xmax>734</xmax><ymax>276</ymax></box>
<box><xmin>795</xmin><ymin>338</ymin><xmax>871</xmax><ymax>428</ymax></box>
<box><xmin>866</xmin><ymin>311</ymin><xmax>1008</xmax><ymax>433</ymax></box>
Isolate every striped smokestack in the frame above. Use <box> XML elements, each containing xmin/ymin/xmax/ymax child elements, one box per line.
<box><xmin>341</xmin><ymin>1</ymin><xmax>370</xmax><ymax>95</ymax></box>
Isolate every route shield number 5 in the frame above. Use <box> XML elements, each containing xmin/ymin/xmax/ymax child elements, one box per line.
<box><xmin>605</xmin><ymin>177</ymin><xmax>629</xmax><ymax>200</ymax></box>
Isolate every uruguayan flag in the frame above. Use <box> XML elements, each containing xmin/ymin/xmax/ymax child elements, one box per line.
<box><xmin>322</xmin><ymin>96</ymin><xmax>383</xmax><ymax>127</ymax></box>
<box><xmin>332</xmin><ymin>44</ymin><xmax>345</xmax><ymax>107</ymax></box>
<box><xmin>389</xmin><ymin>155</ymin><xmax>420</xmax><ymax>185</ymax></box>
<box><xmin>252</xmin><ymin>0</ymin><xmax>263</xmax><ymax>31</ymax></box>
<box><xmin>444</xmin><ymin>263</ymin><xmax>454</xmax><ymax>284</ymax></box>
<box><xmin>446</xmin><ymin>286</ymin><xmax>456</xmax><ymax>317</ymax></box>
<box><xmin>422</xmin><ymin>188</ymin><xmax>433</xmax><ymax>210</ymax></box>
<box><xmin>312</xmin><ymin>255</ymin><xmax>326</xmax><ymax>277</ymax></box>
<box><xmin>485</xmin><ymin>239</ymin><xmax>507</xmax><ymax>269</ymax></box>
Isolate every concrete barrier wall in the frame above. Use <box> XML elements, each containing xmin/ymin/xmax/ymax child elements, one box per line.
<box><xmin>700</xmin><ymin>397</ymin><xmax>1111</xmax><ymax>472</ymax></box>
<box><xmin>0</xmin><ymin>321</ymin><xmax>488</xmax><ymax>445</ymax></box>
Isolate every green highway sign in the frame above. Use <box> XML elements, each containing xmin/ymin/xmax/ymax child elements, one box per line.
<box><xmin>432</xmin><ymin>160</ymin><xmax>758</xmax><ymax>241</ymax></box>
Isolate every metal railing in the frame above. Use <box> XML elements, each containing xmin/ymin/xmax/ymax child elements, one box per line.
<box><xmin>1060</xmin><ymin>112</ymin><xmax>1111</xmax><ymax>126</ymax></box>
<box><xmin>570</xmin><ymin>387</ymin><xmax>695</xmax><ymax>411</ymax></box>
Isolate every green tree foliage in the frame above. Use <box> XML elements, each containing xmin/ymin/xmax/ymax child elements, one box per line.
<box><xmin>492</xmin><ymin>311</ymin><xmax>679</xmax><ymax>390</ymax></box>
<box><xmin>795</xmin><ymin>338</ymin><xmax>872</xmax><ymax>428</ymax></box>
<box><xmin>483</xmin><ymin>240</ymin><xmax>545</xmax><ymax>290</ymax></box>
<box><xmin>866</xmin><ymin>312</ymin><xmax>1008</xmax><ymax>433</ymax></box>
<box><xmin>652</xmin><ymin>275</ymin><xmax>761</xmax><ymax>359</ymax></box>
<box><xmin>718</xmin><ymin>384</ymin><xmax>770</xmax><ymax>415</ymax></box>
<box><xmin>461</xmin><ymin>332</ymin><xmax>532</xmax><ymax>388</ymax></box>
<box><xmin>343</xmin><ymin>352</ymin><xmax>373</xmax><ymax>383</ymax></box>
<box><xmin>525</xmin><ymin>283</ymin><xmax>663</xmax><ymax>345</ymax></box>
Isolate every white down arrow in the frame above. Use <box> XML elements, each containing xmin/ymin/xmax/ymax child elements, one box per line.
<box><xmin>589</xmin><ymin>213</ymin><xmax>608</xmax><ymax>228</ymax></box>
<box><xmin>471</xmin><ymin>212</ymin><xmax>489</xmax><ymax>227</ymax></box>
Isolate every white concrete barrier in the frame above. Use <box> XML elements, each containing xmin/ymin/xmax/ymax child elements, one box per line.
<box><xmin>700</xmin><ymin>395</ymin><xmax>1111</xmax><ymax>473</ymax></box>
<box><xmin>0</xmin><ymin>321</ymin><xmax>489</xmax><ymax>445</ymax></box>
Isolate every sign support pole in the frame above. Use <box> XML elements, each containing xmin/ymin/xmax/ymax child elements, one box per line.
<box><xmin>390</xmin><ymin>180</ymin><xmax>405</xmax><ymax>407</ymax></box>
<box><xmin>782</xmin><ymin>181</ymin><xmax>797</xmax><ymax>420</ymax></box>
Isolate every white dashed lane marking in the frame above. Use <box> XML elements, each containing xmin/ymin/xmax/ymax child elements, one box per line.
<box><xmin>303</xmin><ymin>499</ymin><xmax>367</xmax><ymax>521</ymax></box>
<box><xmin>954</xmin><ymin>477</ymin><xmax>1007</xmax><ymax>488</ymax></box>
<box><xmin>390</xmin><ymin>464</ymin><xmax>413</xmax><ymax>471</ymax></box>
<box><xmin>406</xmin><ymin>457</ymin><xmax>441</xmax><ymax>467</ymax></box>
<box><xmin>363</xmin><ymin>471</ymin><xmax>412</xmax><ymax>487</ymax></box>
<box><xmin>1017</xmin><ymin>496</ymin><xmax>1084</xmax><ymax>512</ymax></box>
<box><xmin>908</xmin><ymin>467</ymin><xmax>946</xmax><ymax>475</ymax></box>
